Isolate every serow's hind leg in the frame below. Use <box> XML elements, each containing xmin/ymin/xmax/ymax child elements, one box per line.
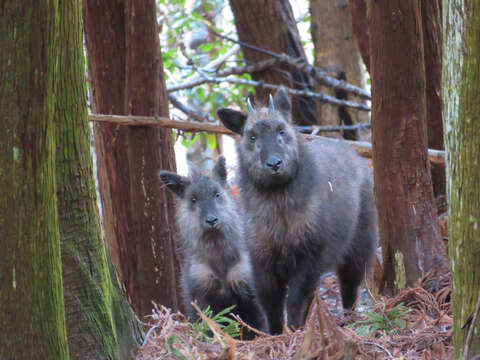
<box><xmin>337</xmin><ymin>255</ymin><xmax>365</xmax><ymax>310</ymax></box>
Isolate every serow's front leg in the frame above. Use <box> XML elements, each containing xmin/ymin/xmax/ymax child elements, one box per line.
<box><xmin>286</xmin><ymin>263</ymin><xmax>318</xmax><ymax>330</ymax></box>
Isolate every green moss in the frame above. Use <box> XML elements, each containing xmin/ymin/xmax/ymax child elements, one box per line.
<box><xmin>394</xmin><ymin>251</ymin><xmax>407</xmax><ymax>292</ymax></box>
<box><xmin>54</xmin><ymin>0</ymin><xmax>141</xmax><ymax>358</ymax></box>
<box><xmin>443</xmin><ymin>0</ymin><xmax>480</xmax><ymax>357</ymax></box>
<box><xmin>0</xmin><ymin>1</ymin><xmax>69</xmax><ymax>358</ymax></box>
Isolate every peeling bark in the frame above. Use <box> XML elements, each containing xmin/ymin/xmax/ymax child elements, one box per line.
<box><xmin>368</xmin><ymin>0</ymin><xmax>447</xmax><ymax>295</ymax></box>
<box><xmin>347</xmin><ymin>0</ymin><xmax>369</xmax><ymax>73</ymax></box>
<box><xmin>422</xmin><ymin>0</ymin><xmax>446</xmax><ymax>197</ymax></box>
<box><xmin>83</xmin><ymin>0</ymin><xmax>181</xmax><ymax>319</ymax></box>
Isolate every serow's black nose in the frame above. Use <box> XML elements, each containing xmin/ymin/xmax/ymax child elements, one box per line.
<box><xmin>266</xmin><ymin>156</ymin><xmax>282</xmax><ymax>172</ymax></box>
<box><xmin>205</xmin><ymin>215</ymin><xmax>218</xmax><ymax>228</ymax></box>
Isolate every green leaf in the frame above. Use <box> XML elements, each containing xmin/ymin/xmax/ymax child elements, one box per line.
<box><xmin>207</xmin><ymin>134</ymin><xmax>217</xmax><ymax>150</ymax></box>
<box><xmin>166</xmin><ymin>335</ymin><xmax>187</xmax><ymax>360</ymax></box>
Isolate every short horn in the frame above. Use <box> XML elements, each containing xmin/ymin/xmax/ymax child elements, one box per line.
<box><xmin>269</xmin><ymin>94</ymin><xmax>275</xmax><ymax>111</ymax></box>
<box><xmin>247</xmin><ymin>97</ymin><xmax>254</xmax><ymax>113</ymax></box>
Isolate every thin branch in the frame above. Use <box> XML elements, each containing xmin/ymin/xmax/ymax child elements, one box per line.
<box><xmin>210</xmin><ymin>29</ymin><xmax>371</xmax><ymax>100</ymax></box>
<box><xmin>297</xmin><ymin>123</ymin><xmax>371</xmax><ymax>134</ymax></box>
<box><xmin>168</xmin><ymin>94</ymin><xmax>214</xmax><ymax>122</ymax></box>
<box><xmin>170</xmin><ymin>75</ymin><xmax>370</xmax><ymax>111</ymax></box>
<box><xmin>167</xmin><ymin>58</ymin><xmax>280</xmax><ymax>92</ymax></box>
<box><xmin>88</xmin><ymin>113</ymin><xmax>445</xmax><ymax>165</ymax></box>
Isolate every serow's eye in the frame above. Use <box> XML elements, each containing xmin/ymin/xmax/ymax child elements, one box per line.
<box><xmin>250</xmin><ymin>135</ymin><xmax>256</xmax><ymax>142</ymax></box>
<box><xmin>191</xmin><ymin>196</ymin><xmax>197</xmax><ymax>204</ymax></box>
<box><xmin>279</xmin><ymin>129</ymin><xmax>285</xmax><ymax>135</ymax></box>
<box><xmin>215</xmin><ymin>192</ymin><xmax>220</xmax><ymax>198</ymax></box>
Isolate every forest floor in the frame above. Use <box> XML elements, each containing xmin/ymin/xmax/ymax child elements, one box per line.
<box><xmin>136</xmin><ymin>270</ymin><xmax>452</xmax><ymax>360</ymax></box>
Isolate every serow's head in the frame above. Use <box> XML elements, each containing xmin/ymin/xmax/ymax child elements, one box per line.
<box><xmin>160</xmin><ymin>156</ymin><xmax>232</xmax><ymax>234</ymax></box>
<box><xmin>217</xmin><ymin>87</ymin><xmax>299</xmax><ymax>189</ymax></box>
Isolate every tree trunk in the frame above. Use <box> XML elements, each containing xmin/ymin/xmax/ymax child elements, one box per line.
<box><xmin>368</xmin><ymin>0</ymin><xmax>447</xmax><ymax>295</ymax></box>
<box><xmin>229</xmin><ymin>0</ymin><xmax>317</xmax><ymax>125</ymax></box>
<box><xmin>422</xmin><ymin>0</ymin><xmax>446</xmax><ymax>198</ymax></box>
<box><xmin>55</xmin><ymin>1</ymin><xmax>141</xmax><ymax>358</ymax></box>
<box><xmin>0</xmin><ymin>1</ymin><xmax>69</xmax><ymax>358</ymax></box>
<box><xmin>310</xmin><ymin>0</ymin><xmax>367</xmax><ymax>140</ymax></box>
<box><xmin>443</xmin><ymin>1</ymin><xmax>480</xmax><ymax>357</ymax></box>
<box><xmin>83</xmin><ymin>0</ymin><xmax>182</xmax><ymax>319</ymax></box>
<box><xmin>347</xmin><ymin>0</ymin><xmax>369</xmax><ymax>73</ymax></box>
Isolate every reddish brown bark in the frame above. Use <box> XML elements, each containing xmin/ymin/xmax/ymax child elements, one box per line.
<box><xmin>347</xmin><ymin>0</ymin><xmax>370</xmax><ymax>73</ymax></box>
<box><xmin>83</xmin><ymin>0</ymin><xmax>181</xmax><ymax>318</ymax></box>
<box><xmin>229</xmin><ymin>0</ymin><xmax>316</xmax><ymax>125</ymax></box>
<box><xmin>368</xmin><ymin>1</ymin><xmax>447</xmax><ymax>294</ymax></box>
<box><xmin>421</xmin><ymin>0</ymin><xmax>445</xmax><ymax>197</ymax></box>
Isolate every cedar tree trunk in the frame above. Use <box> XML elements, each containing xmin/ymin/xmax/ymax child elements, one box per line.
<box><xmin>0</xmin><ymin>1</ymin><xmax>69</xmax><ymax>358</ymax></box>
<box><xmin>83</xmin><ymin>0</ymin><xmax>182</xmax><ymax>319</ymax></box>
<box><xmin>368</xmin><ymin>0</ymin><xmax>447</xmax><ymax>294</ymax></box>
<box><xmin>229</xmin><ymin>0</ymin><xmax>317</xmax><ymax>125</ymax></box>
<box><xmin>443</xmin><ymin>0</ymin><xmax>480</xmax><ymax>357</ymax></box>
<box><xmin>310</xmin><ymin>0</ymin><xmax>368</xmax><ymax>140</ymax></box>
<box><xmin>347</xmin><ymin>0</ymin><xmax>369</xmax><ymax>73</ymax></box>
<box><xmin>56</xmin><ymin>0</ymin><xmax>141</xmax><ymax>358</ymax></box>
<box><xmin>422</xmin><ymin>0</ymin><xmax>446</xmax><ymax>197</ymax></box>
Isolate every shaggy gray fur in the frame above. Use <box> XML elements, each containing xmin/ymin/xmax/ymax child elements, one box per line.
<box><xmin>160</xmin><ymin>156</ymin><xmax>267</xmax><ymax>338</ymax></box>
<box><xmin>217</xmin><ymin>88</ymin><xmax>377</xmax><ymax>334</ymax></box>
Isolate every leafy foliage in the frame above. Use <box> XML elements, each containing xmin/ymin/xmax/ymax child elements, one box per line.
<box><xmin>350</xmin><ymin>303</ymin><xmax>410</xmax><ymax>337</ymax></box>
<box><xmin>191</xmin><ymin>305</ymin><xmax>240</xmax><ymax>341</ymax></box>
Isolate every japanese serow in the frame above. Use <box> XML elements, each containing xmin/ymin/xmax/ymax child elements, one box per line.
<box><xmin>159</xmin><ymin>156</ymin><xmax>267</xmax><ymax>339</ymax></box>
<box><xmin>217</xmin><ymin>88</ymin><xmax>377</xmax><ymax>334</ymax></box>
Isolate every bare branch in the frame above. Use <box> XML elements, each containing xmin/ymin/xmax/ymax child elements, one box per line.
<box><xmin>297</xmin><ymin>123</ymin><xmax>371</xmax><ymax>134</ymax></box>
<box><xmin>169</xmin><ymin>75</ymin><xmax>371</xmax><ymax>111</ymax></box>
<box><xmin>168</xmin><ymin>94</ymin><xmax>214</xmax><ymax>122</ymax></box>
<box><xmin>210</xmin><ymin>29</ymin><xmax>372</xmax><ymax>100</ymax></box>
<box><xmin>88</xmin><ymin>113</ymin><xmax>444</xmax><ymax>165</ymax></box>
<box><xmin>89</xmin><ymin>113</ymin><xmax>233</xmax><ymax>134</ymax></box>
<box><xmin>167</xmin><ymin>58</ymin><xmax>280</xmax><ymax>92</ymax></box>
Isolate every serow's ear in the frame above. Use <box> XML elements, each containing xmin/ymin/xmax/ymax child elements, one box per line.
<box><xmin>213</xmin><ymin>155</ymin><xmax>227</xmax><ymax>185</ymax></box>
<box><xmin>217</xmin><ymin>108</ymin><xmax>248</xmax><ymax>135</ymax></box>
<box><xmin>159</xmin><ymin>171</ymin><xmax>190</xmax><ymax>197</ymax></box>
<box><xmin>274</xmin><ymin>86</ymin><xmax>292</xmax><ymax>115</ymax></box>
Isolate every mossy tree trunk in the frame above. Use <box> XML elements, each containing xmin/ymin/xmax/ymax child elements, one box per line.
<box><xmin>443</xmin><ymin>1</ymin><xmax>480</xmax><ymax>357</ymax></box>
<box><xmin>310</xmin><ymin>0</ymin><xmax>368</xmax><ymax>140</ymax></box>
<box><xmin>229</xmin><ymin>0</ymin><xmax>317</xmax><ymax>125</ymax></box>
<box><xmin>0</xmin><ymin>1</ymin><xmax>69</xmax><ymax>358</ymax></box>
<box><xmin>83</xmin><ymin>0</ymin><xmax>182</xmax><ymax>319</ymax></box>
<box><xmin>368</xmin><ymin>0</ymin><xmax>448</xmax><ymax>295</ymax></box>
<box><xmin>55</xmin><ymin>0</ymin><xmax>141</xmax><ymax>358</ymax></box>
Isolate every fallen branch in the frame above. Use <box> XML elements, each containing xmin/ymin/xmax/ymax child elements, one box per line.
<box><xmin>89</xmin><ymin>113</ymin><xmax>233</xmax><ymax>134</ymax></box>
<box><xmin>210</xmin><ymin>29</ymin><xmax>371</xmax><ymax>100</ymax></box>
<box><xmin>88</xmin><ymin>113</ymin><xmax>445</xmax><ymax>165</ymax></box>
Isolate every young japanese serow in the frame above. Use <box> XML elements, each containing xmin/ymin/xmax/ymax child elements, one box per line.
<box><xmin>159</xmin><ymin>156</ymin><xmax>267</xmax><ymax>339</ymax></box>
<box><xmin>217</xmin><ymin>88</ymin><xmax>377</xmax><ymax>334</ymax></box>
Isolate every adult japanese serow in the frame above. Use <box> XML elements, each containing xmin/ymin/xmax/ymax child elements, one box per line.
<box><xmin>160</xmin><ymin>156</ymin><xmax>267</xmax><ymax>339</ymax></box>
<box><xmin>217</xmin><ymin>88</ymin><xmax>377</xmax><ymax>334</ymax></box>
